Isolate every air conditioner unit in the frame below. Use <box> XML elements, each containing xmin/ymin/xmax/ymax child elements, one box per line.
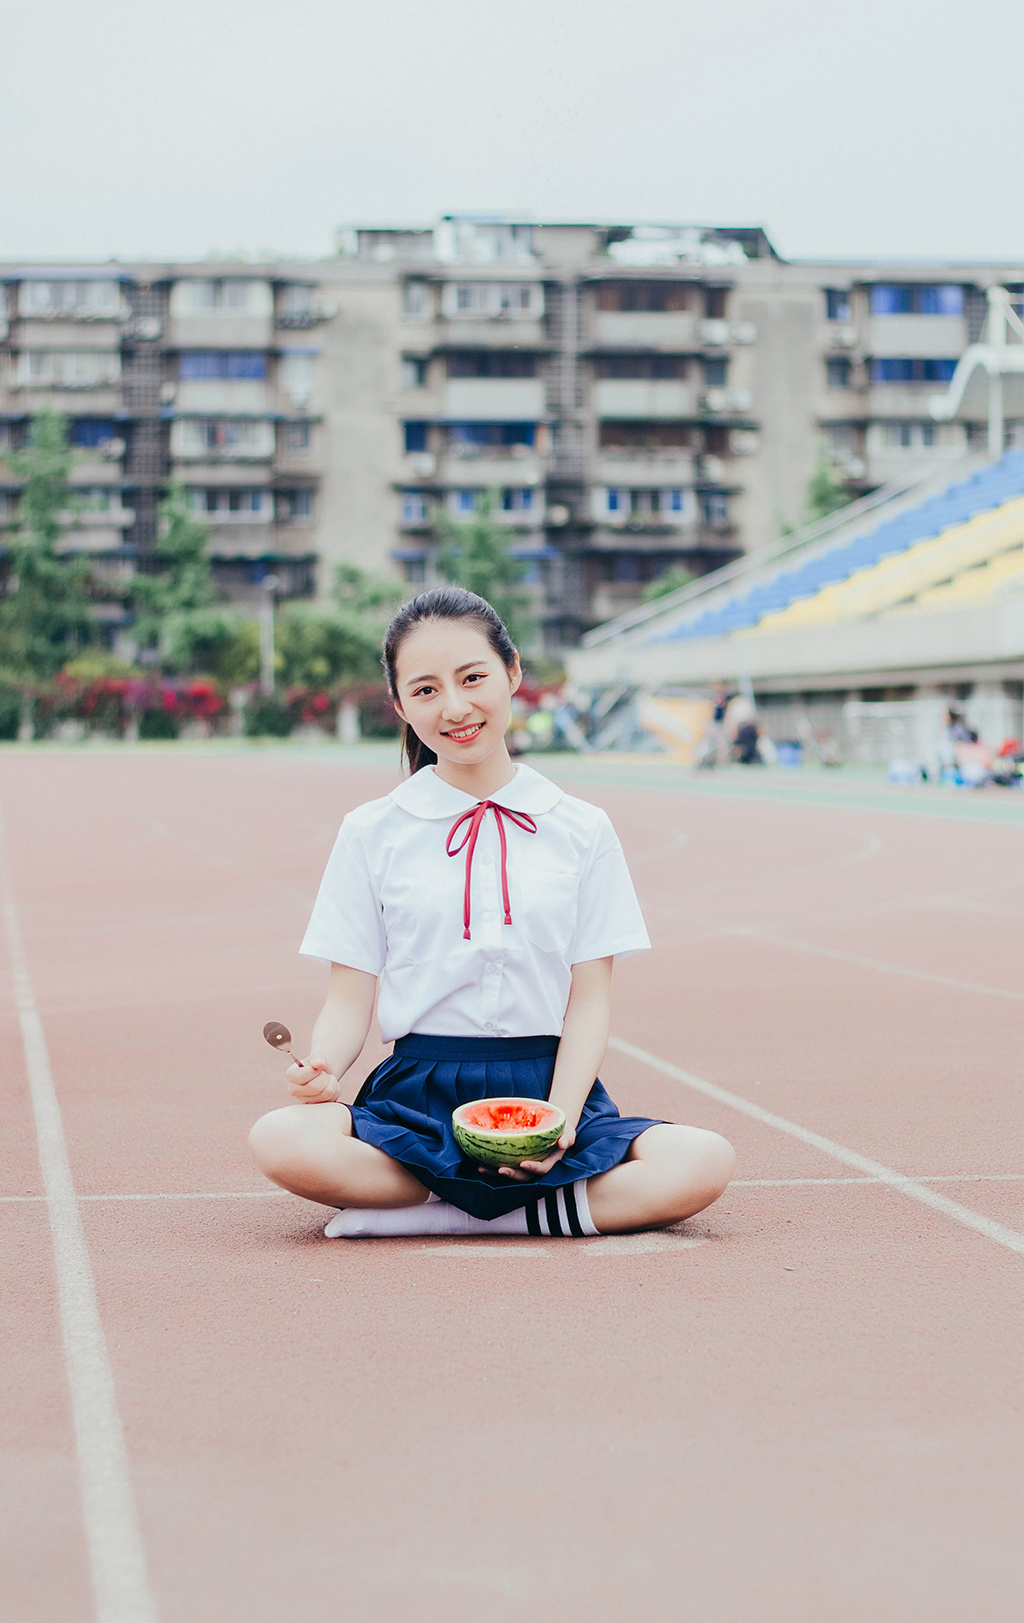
<box><xmin>159</xmin><ymin>383</ymin><xmax>176</xmax><ymax>404</ymax></box>
<box><xmin>702</xmin><ymin>454</ymin><xmax>726</xmax><ymax>481</ymax></box>
<box><xmin>699</xmin><ymin>319</ymin><xmax>730</xmax><ymax>346</ymax></box>
<box><xmin>101</xmin><ymin>437</ymin><xmax>126</xmax><ymax>460</ymax></box>
<box><xmin>832</xmin><ymin>326</ymin><xmax>857</xmax><ymax>348</ymax></box>
<box><xmin>729</xmin><ymin>429</ymin><xmax>759</xmax><ymax>456</ymax></box>
<box><xmin>407</xmin><ymin>452</ymin><xmax>436</xmax><ymax>478</ymax></box>
<box><xmin>702</xmin><ymin>388</ymin><xmax>727</xmax><ymax>412</ymax></box>
<box><xmin>730</xmin><ymin>321</ymin><xmax>757</xmax><ymax>344</ymax></box>
<box><xmin>132</xmin><ymin>317</ymin><xmax>162</xmax><ymax>341</ymax></box>
<box><xmin>728</xmin><ymin>388</ymin><xmax>753</xmax><ymax>412</ymax></box>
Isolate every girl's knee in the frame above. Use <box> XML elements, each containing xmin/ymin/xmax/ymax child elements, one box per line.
<box><xmin>693</xmin><ymin>1129</ymin><xmax>736</xmax><ymax>1191</ymax></box>
<box><xmin>248</xmin><ymin>1106</ymin><xmax>308</xmax><ymax>1176</ymax></box>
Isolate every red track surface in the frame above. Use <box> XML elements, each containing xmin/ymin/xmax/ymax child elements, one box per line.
<box><xmin>2</xmin><ymin>748</ymin><xmax>1022</xmax><ymax>1622</ymax></box>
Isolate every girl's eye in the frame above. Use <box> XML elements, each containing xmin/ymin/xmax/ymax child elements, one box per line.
<box><xmin>412</xmin><ymin>685</ymin><xmax>435</xmax><ymax>698</ymax></box>
<box><xmin>464</xmin><ymin>672</ymin><xmax>486</xmax><ymax>684</ymax></box>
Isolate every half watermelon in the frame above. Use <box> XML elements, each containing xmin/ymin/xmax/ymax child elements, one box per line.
<box><xmin>452</xmin><ymin>1097</ymin><xmax>566</xmax><ymax>1169</ymax></box>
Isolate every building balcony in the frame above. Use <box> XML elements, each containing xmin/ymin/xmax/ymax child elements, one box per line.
<box><xmin>588</xmin><ymin>311</ymin><xmax>696</xmax><ymax>350</ymax></box>
<box><xmin>14</xmin><ymin>320</ymin><xmax>125</xmax><ymax>349</ymax></box>
<box><xmin>167</xmin><ymin>315</ymin><xmax>274</xmax><ymax>350</ymax></box>
<box><xmin>866</xmin><ymin>314</ymin><xmax>967</xmax><ymax>358</ymax></box>
<box><xmin>8</xmin><ymin>386</ymin><xmax>123</xmax><ymax>415</ymax></box>
<box><xmin>592</xmin><ymin>450</ymin><xmax>697</xmax><ymax>486</ymax></box>
<box><xmin>591</xmin><ymin>380</ymin><xmax>697</xmax><ymax>419</ymax></box>
<box><xmin>442</xmin><ymin>378</ymin><xmax>546</xmax><ymax>420</ymax></box>
<box><xmin>434</xmin><ymin>319</ymin><xmax>548</xmax><ymax>349</ymax></box>
<box><xmin>436</xmin><ymin>448</ymin><xmax>544</xmax><ymax>488</ymax></box>
<box><xmin>169</xmin><ymin>419</ymin><xmax>275</xmax><ymax>461</ymax></box>
<box><xmin>171</xmin><ymin>462</ymin><xmax>272</xmax><ymax>487</ymax></box>
<box><xmin>172</xmin><ymin>380</ymin><xmax>271</xmax><ymax>415</ymax></box>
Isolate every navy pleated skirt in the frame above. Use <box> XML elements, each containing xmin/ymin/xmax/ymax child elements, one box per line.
<box><xmin>349</xmin><ymin>1032</ymin><xmax>662</xmax><ymax>1220</ymax></box>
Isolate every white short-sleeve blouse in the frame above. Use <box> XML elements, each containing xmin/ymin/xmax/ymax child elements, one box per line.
<box><xmin>299</xmin><ymin>763</ymin><xmax>650</xmax><ymax>1041</ymax></box>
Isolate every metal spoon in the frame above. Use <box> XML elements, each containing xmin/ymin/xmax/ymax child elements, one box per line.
<box><xmin>262</xmin><ymin>1021</ymin><xmax>304</xmax><ymax>1068</ymax></box>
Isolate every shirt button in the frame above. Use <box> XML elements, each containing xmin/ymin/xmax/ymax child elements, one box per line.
<box><xmin>486</xmin><ymin>962</ymin><xmax>500</xmax><ymax>974</ymax></box>
<box><xmin>485</xmin><ymin>1021</ymin><xmax>496</xmax><ymax>1031</ymax></box>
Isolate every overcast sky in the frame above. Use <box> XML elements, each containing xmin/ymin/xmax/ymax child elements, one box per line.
<box><xmin>1</xmin><ymin>0</ymin><xmax>1020</xmax><ymax>266</ymax></box>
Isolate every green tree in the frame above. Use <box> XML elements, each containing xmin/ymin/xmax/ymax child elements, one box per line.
<box><xmin>275</xmin><ymin>604</ymin><xmax>383</xmax><ymax>688</ymax></box>
<box><xmin>435</xmin><ymin>489</ymin><xmax>533</xmax><ymax>647</ymax></box>
<box><xmin>128</xmin><ymin>483</ymin><xmax>216</xmax><ymax>664</ymax></box>
<box><xmin>642</xmin><ymin>565</ymin><xmax>696</xmax><ymax>603</ymax></box>
<box><xmin>804</xmin><ymin>445</ymin><xmax>853</xmax><ymax>526</ymax></box>
<box><xmin>331</xmin><ymin>561</ymin><xmax>403</xmax><ymax>618</ymax></box>
<box><xmin>0</xmin><ymin>411</ymin><xmax>94</xmax><ymax>684</ymax></box>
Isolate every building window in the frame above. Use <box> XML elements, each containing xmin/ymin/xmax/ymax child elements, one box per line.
<box><xmin>615</xmin><ymin>553</ymin><xmax>640</xmax><ymax>583</ymax></box>
<box><xmin>191</xmin><ymin>488</ymin><xmax>271</xmax><ymax>518</ymax></box>
<box><xmin>870</xmin><ymin>284</ymin><xmax>964</xmax><ymax>316</ymax></box>
<box><xmin>403</xmin><ymin>281</ymin><xmax>431</xmax><ymax>319</ymax></box>
<box><xmin>401</xmin><ymin>357</ymin><xmax>428</xmax><ymax>388</ymax></box>
<box><xmin>596</xmin><ymin>355</ymin><xmax>687</xmax><ymax>380</ymax></box>
<box><xmin>179</xmin><ymin>351</ymin><xmax>266</xmax><ymax>380</ymax></box>
<box><xmin>447</xmin><ymin>351</ymin><xmax>536</xmax><ymax>378</ymax></box>
<box><xmin>17</xmin><ymin>351</ymin><xmax>121</xmax><ymax>387</ymax></box>
<box><xmin>921</xmin><ymin>422</ymin><xmax>936</xmax><ymax>446</ymax></box>
<box><xmin>704</xmin><ymin>287</ymin><xmax>728</xmax><ymax>320</ymax></box>
<box><xmin>405</xmin><ymin>557</ymin><xmax>427</xmax><ymax>584</ymax></box>
<box><xmin>177</xmin><ymin>419</ymin><xmax>272</xmax><ymax>455</ymax></box>
<box><xmin>825</xmin><ymin>289</ymin><xmax>852</xmax><ymax>322</ymax></box>
<box><xmin>595</xmin><ymin>282</ymin><xmax>690</xmax><ymax>313</ymax></box>
<box><xmin>401</xmin><ymin>492</ymin><xmax>430</xmax><ymax>524</ymax></box>
<box><xmin>666</xmin><ymin>488</ymin><xmax>686</xmax><ymax>512</ymax></box>
<box><xmin>19</xmin><ymin>280</ymin><xmax>121</xmax><ymax>318</ymax></box>
<box><xmin>701</xmin><ymin>492</ymin><xmax>730</xmax><ymax>527</ymax></box>
<box><xmin>886</xmin><ymin>423</ymin><xmax>915</xmax><ymax>448</ymax></box>
<box><xmin>277</xmin><ymin>284</ymin><xmax>313</xmax><ymax>319</ymax></box>
<box><xmin>277</xmin><ymin>489</ymin><xmax>313</xmax><ymax>521</ymax></box>
<box><xmin>443</xmin><ymin>282</ymin><xmax>542</xmax><ymax>319</ymax></box>
<box><xmin>404</xmin><ymin>421</ymin><xmax>429</xmax><ymax>453</ymax></box>
<box><xmin>174</xmin><ymin>279</ymin><xmax>267</xmax><ymax>313</ymax></box>
<box><xmin>282</xmin><ymin>421</ymin><xmax>311</xmax><ymax>451</ymax></box>
<box><xmin>701</xmin><ymin>357</ymin><xmax>728</xmax><ymax>387</ymax></box>
<box><xmin>452</xmin><ymin>489</ymin><xmax>479</xmax><ymax>514</ymax></box>
<box><xmin>501</xmin><ymin>487</ymin><xmax>535</xmax><ymax>512</ymax></box>
<box><xmin>826</xmin><ymin>358</ymin><xmax>852</xmax><ymax>388</ymax></box>
<box><xmin>871</xmin><ymin>357</ymin><xmax>957</xmax><ymax>383</ymax></box>
<box><xmin>70</xmin><ymin>418</ymin><xmax>117</xmax><ymax>448</ymax></box>
<box><xmin>447</xmin><ymin>422</ymin><xmax>535</xmax><ymax>447</ymax></box>
<box><xmin>630</xmin><ymin>489</ymin><xmax>660</xmax><ymax>516</ymax></box>
<box><xmin>606</xmin><ymin>488</ymin><xmax>623</xmax><ymax>513</ymax></box>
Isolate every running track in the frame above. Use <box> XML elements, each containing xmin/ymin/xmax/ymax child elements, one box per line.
<box><xmin>2</xmin><ymin>746</ymin><xmax>1021</xmax><ymax>1622</ymax></box>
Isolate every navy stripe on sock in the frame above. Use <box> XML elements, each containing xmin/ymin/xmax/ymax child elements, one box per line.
<box><xmin>563</xmin><ymin>1182</ymin><xmax>585</xmax><ymax>1238</ymax></box>
<box><xmin>545</xmin><ymin>1191</ymin><xmax>563</xmax><ymax>1237</ymax></box>
<box><xmin>525</xmin><ymin>1201</ymin><xmax>542</xmax><ymax>1237</ymax></box>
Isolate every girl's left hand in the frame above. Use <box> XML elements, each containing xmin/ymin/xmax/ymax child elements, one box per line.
<box><xmin>481</xmin><ymin>1125</ymin><xmax>577</xmax><ymax>1182</ymax></box>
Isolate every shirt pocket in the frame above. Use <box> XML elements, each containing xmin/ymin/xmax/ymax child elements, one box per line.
<box><xmin>514</xmin><ymin>861</ymin><xmax>579</xmax><ymax>956</ymax></box>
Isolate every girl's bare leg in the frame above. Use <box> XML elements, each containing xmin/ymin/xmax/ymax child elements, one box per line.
<box><xmin>248</xmin><ymin>1105</ymin><xmax>430</xmax><ymax>1209</ymax></box>
<box><xmin>584</xmin><ymin>1124</ymin><xmax>735</xmax><ymax>1234</ymax></box>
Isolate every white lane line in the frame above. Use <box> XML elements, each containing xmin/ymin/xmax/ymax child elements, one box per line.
<box><xmin>414</xmin><ymin>1235</ymin><xmax>709</xmax><ymax>1256</ymax></box>
<box><xmin>608</xmin><ymin>1036</ymin><xmax>1024</xmax><ymax>1257</ymax></box>
<box><xmin>730</xmin><ymin>1174</ymin><xmax>1024</xmax><ymax>1187</ymax></box>
<box><xmin>0</xmin><ymin>797</ymin><xmax>159</xmax><ymax>1623</ymax></box>
<box><xmin>723</xmin><ymin>925</ymin><xmax>1024</xmax><ymax>1003</ymax></box>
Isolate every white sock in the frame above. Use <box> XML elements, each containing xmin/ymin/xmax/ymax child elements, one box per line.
<box><xmin>324</xmin><ymin>1180</ymin><xmax>599</xmax><ymax>1239</ymax></box>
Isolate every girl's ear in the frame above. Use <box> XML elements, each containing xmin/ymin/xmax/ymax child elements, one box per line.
<box><xmin>509</xmin><ymin>653</ymin><xmax>523</xmax><ymax>697</ymax></box>
<box><xmin>392</xmin><ymin>698</ymin><xmax>407</xmax><ymax>723</ymax></box>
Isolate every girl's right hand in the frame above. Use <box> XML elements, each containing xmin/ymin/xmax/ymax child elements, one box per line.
<box><xmin>286</xmin><ymin>1054</ymin><xmax>341</xmax><ymax>1104</ymax></box>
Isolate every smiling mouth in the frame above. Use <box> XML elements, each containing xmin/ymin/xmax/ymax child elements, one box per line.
<box><xmin>443</xmin><ymin>722</ymin><xmax>484</xmax><ymax>742</ymax></box>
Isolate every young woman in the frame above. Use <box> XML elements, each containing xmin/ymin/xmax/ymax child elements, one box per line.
<box><xmin>249</xmin><ymin>587</ymin><xmax>735</xmax><ymax>1238</ymax></box>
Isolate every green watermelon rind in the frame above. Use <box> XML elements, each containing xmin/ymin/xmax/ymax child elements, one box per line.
<box><xmin>452</xmin><ymin>1097</ymin><xmax>566</xmax><ymax>1169</ymax></box>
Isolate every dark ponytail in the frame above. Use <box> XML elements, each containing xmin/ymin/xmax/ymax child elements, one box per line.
<box><xmin>382</xmin><ymin>586</ymin><xmax>518</xmax><ymax>774</ymax></box>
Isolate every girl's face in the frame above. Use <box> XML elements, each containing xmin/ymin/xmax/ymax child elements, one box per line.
<box><xmin>393</xmin><ymin>619</ymin><xmax>521</xmax><ymax>770</ymax></box>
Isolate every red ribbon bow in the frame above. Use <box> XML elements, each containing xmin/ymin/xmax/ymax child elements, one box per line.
<box><xmin>445</xmin><ymin>800</ymin><xmax>538</xmax><ymax>940</ymax></box>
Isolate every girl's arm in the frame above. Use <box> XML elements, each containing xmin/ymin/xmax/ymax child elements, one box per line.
<box><xmin>286</xmin><ymin>962</ymin><xmax>378</xmax><ymax>1104</ymax></box>
<box><xmin>498</xmin><ymin>956</ymin><xmax>612</xmax><ymax>1179</ymax></box>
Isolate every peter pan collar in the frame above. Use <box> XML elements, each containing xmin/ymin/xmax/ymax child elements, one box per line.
<box><xmin>389</xmin><ymin>762</ymin><xmax>563</xmax><ymax>820</ymax></box>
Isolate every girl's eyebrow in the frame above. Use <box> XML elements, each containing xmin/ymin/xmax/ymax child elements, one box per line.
<box><xmin>404</xmin><ymin>660</ymin><xmax>487</xmax><ymax>687</ymax></box>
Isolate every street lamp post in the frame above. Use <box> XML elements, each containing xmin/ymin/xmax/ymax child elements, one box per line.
<box><xmin>259</xmin><ymin>574</ymin><xmax>279</xmax><ymax>697</ymax></box>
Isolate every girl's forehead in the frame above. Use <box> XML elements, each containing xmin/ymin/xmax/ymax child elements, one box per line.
<box><xmin>395</xmin><ymin>620</ymin><xmax>495</xmax><ymax>674</ymax></box>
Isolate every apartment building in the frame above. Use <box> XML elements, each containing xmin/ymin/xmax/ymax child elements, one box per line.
<box><xmin>1</xmin><ymin>223</ymin><xmax>1020</xmax><ymax>650</ymax></box>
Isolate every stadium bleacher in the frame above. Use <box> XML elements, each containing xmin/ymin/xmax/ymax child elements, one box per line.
<box><xmin>649</xmin><ymin>450</ymin><xmax>1024</xmax><ymax>646</ymax></box>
